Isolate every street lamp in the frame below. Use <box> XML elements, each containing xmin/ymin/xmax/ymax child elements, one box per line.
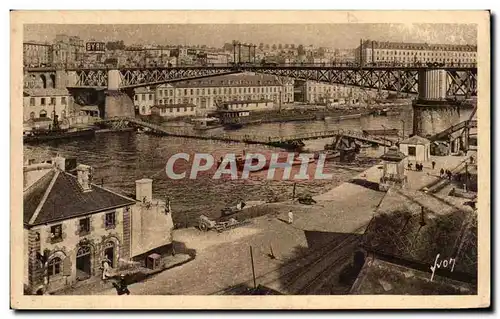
<box><xmin>400</xmin><ymin>119</ymin><xmax>405</xmax><ymax>141</ymax></box>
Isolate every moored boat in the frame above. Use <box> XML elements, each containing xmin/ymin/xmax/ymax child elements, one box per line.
<box><xmin>24</xmin><ymin>127</ymin><xmax>96</xmax><ymax>144</ymax></box>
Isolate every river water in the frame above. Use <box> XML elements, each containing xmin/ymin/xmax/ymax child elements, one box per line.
<box><xmin>23</xmin><ymin>105</ymin><xmax>472</xmax><ymax>226</ymax></box>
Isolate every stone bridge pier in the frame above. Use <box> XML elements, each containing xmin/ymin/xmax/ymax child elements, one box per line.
<box><xmin>103</xmin><ymin>69</ymin><xmax>135</xmax><ymax>119</ymax></box>
<box><xmin>412</xmin><ymin>69</ymin><xmax>461</xmax><ymax>138</ymax></box>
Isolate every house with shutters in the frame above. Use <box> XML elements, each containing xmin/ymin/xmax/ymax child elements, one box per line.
<box><xmin>23</xmin><ymin>156</ymin><xmax>174</xmax><ymax>295</ymax></box>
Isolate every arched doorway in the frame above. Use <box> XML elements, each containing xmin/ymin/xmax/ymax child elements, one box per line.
<box><xmin>76</xmin><ymin>245</ymin><xmax>92</xmax><ymax>280</ymax></box>
<box><xmin>40</xmin><ymin>74</ymin><xmax>47</xmax><ymax>89</ymax></box>
<box><xmin>50</xmin><ymin>74</ymin><xmax>56</xmax><ymax>89</ymax></box>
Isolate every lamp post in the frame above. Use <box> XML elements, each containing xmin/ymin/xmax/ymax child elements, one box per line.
<box><xmin>400</xmin><ymin>119</ymin><xmax>405</xmax><ymax>141</ymax></box>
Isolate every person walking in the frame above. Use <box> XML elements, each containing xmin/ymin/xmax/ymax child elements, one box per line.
<box><xmin>288</xmin><ymin>210</ymin><xmax>294</xmax><ymax>224</ymax></box>
<box><xmin>440</xmin><ymin>168</ymin><xmax>445</xmax><ymax>177</ymax></box>
<box><xmin>432</xmin><ymin>161</ymin><xmax>436</xmax><ymax>170</ymax></box>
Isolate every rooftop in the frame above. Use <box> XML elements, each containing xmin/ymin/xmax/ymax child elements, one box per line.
<box><xmin>24</xmin><ymin>168</ymin><xmax>136</xmax><ymax>227</ymax></box>
<box><xmin>380</xmin><ymin>146</ymin><xmax>407</xmax><ymax>162</ymax></box>
<box><xmin>166</xmin><ymin>74</ymin><xmax>285</xmax><ymax>89</ymax></box>
<box><xmin>361</xmin><ymin>188</ymin><xmax>477</xmax><ymax>280</ymax></box>
<box><xmin>24</xmin><ymin>88</ymin><xmax>69</xmax><ymax>97</ymax></box>
<box><xmin>350</xmin><ymin>257</ymin><xmax>476</xmax><ymax>295</ymax></box>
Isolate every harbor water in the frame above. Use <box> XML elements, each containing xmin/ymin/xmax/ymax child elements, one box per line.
<box><xmin>23</xmin><ymin>105</ymin><xmax>473</xmax><ymax>227</ymax></box>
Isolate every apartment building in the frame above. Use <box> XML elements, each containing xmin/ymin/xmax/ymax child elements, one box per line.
<box><xmin>134</xmin><ymin>74</ymin><xmax>294</xmax><ymax>117</ymax></box>
<box><xmin>356</xmin><ymin>40</ymin><xmax>477</xmax><ymax>65</ymax></box>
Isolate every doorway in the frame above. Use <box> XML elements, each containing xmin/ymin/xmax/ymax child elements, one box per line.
<box><xmin>104</xmin><ymin>242</ymin><xmax>115</xmax><ymax>268</ymax></box>
<box><xmin>76</xmin><ymin>246</ymin><xmax>92</xmax><ymax>280</ymax></box>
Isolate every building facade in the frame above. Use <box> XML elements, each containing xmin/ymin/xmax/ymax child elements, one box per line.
<box><xmin>134</xmin><ymin>74</ymin><xmax>294</xmax><ymax>117</ymax></box>
<box><xmin>356</xmin><ymin>40</ymin><xmax>477</xmax><ymax>65</ymax></box>
<box><xmin>52</xmin><ymin>34</ymin><xmax>85</xmax><ymax>66</ymax></box>
<box><xmin>23</xmin><ymin>88</ymin><xmax>73</xmax><ymax>123</ymax></box>
<box><xmin>299</xmin><ymin>81</ymin><xmax>372</xmax><ymax>105</ymax></box>
<box><xmin>23</xmin><ymin>42</ymin><xmax>53</xmax><ymax>67</ymax></box>
<box><xmin>150</xmin><ymin>104</ymin><xmax>197</xmax><ymax>118</ymax></box>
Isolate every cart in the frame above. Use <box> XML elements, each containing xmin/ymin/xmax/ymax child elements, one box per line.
<box><xmin>198</xmin><ymin>215</ymin><xmax>250</xmax><ymax>233</ymax></box>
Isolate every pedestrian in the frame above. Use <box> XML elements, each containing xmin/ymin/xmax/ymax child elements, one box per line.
<box><xmin>440</xmin><ymin>168</ymin><xmax>445</xmax><ymax>177</ymax></box>
<box><xmin>288</xmin><ymin>210</ymin><xmax>294</xmax><ymax>224</ymax></box>
<box><xmin>116</xmin><ymin>274</ymin><xmax>130</xmax><ymax>295</ymax></box>
<box><xmin>408</xmin><ymin>162</ymin><xmax>413</xmax><ymax>171</ymax></box>
<box><xmin>432</xmin><ymin>161</ymin><xmax>436</xmax><ymax>170</ymax></box>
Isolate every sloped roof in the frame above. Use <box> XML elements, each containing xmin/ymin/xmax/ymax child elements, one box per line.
<box><xmin>23</xmin><ymin>88</ymin><xmax>69</xmax><ymax>97</ymax></box>
<box><xmin>24</xmin><ymin>169</ymin><xmax>136</xmax><ymax>226</ymax></box>
<box><xmin>401</xmin><ymin>135</ymin><xmax>431</xmax><ymax>145</ymax></box>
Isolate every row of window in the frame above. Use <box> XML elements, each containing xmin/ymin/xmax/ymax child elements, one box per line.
<box><xmin>152</xmin><ymin>106</ymin><xmax>195</xmax><ymax>114</ymax></box>
<box><xmin>49</xmin><ymin>212</ymin><xmax>116</xmax><ymax>243</ymax></box>
<box><xmin>156</xmin><ymin>86</ymin><xmax>282</xmax><ymax>97</ymax></box>
<box><xmin>28</xmin><ymin>96</ymin><xmax>67</xmax><ymax>107</ymax></box>
<box><xmin>375</xmin><ymin>57</ymin><xmax>476</xmax><ymax>63</ymax></box>
<box><xmin>370</xmin><ymin>50</ymin><xmax>476</xmax><ymax>57</ymax></box>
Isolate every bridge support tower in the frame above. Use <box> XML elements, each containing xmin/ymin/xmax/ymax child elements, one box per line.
<box><xmin>104</xmin><ymin>69</ymin><xmax>135</xmax><ymax>118</ymax></box>
<box><xmin>412</xmin><ymin>69</ymin><xmax>460</xmax><ymax>138</ymax></box>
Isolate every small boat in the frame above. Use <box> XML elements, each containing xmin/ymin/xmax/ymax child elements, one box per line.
<box><xmin>223</xmin><ymin>123</ymin><xmax>243</xmax><ymax>130</ymax></box>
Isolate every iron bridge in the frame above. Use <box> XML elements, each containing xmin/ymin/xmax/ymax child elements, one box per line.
<box><xmin>25</xmin><ymin>63</ymin><xmax>477</xmax><ymax>96</ymax></box>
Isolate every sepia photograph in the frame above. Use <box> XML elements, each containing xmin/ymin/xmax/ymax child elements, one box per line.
<box><xmin>10</xmin><ymin>10</ymin><xmax>490</xmax><ymax>309</ymax></box>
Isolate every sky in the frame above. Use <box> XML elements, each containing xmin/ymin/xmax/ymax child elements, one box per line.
<box><xmin>24</xmin><ymin>24</ymin><xmax>477</xmax><ymax>49</ymax></box>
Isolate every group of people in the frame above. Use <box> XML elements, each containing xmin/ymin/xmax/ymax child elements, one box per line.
<box><xmin>440</xmin><ymin>168</ymin><xmax>454</xmax><ymax>180</ymax></box>
<box><xmin>407</xmin><ymin>162</ymin><xmax>425</xmax><ymax>171</ymax></box>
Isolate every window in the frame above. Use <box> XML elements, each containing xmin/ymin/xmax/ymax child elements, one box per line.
<box><xmin>41</xmin><ymin>98</ymin><xmax>46</xmax><ymax>106</ymax></box>
<box><xmin>149</xmin><ymin>94</ymin><xmax>153</xmax><ymax>101</ymax></box>
<box><xmin>79</xmin><ymin>217</ymin><xmax>90</xmax><ymax>235</ymax></box>
<box><xmin>184</xmin><ymin>89</ymin><xmax>187</xmax><ymax>95</ymax></box>
<box><xmin>408</xmin><ymin>146</ymin><xmax>416</xmax><ymax>156</ymax></box>
<box><xmin>176</xmin><ymin>108</ymin><xmax>180</xmax><ymax>112</ymax></box>
<box><xmin>29</xmin><ymin>98</ymin><xmax>35</xmax><ymax>106</ymax></box>
<box><xmin>134</xmin><ymin>95</ymin><xmax>138</xmax><ymax>101</ymax></box>
<box><xmin>141</xmin><ymin>94</ymin><xmax>145</xmax><ymax>101</ymax></box>
<box><xmin>61</xmin><ymin>97</ymin><xmax>67</xmax><ymax>105</ymax></box>
<box><xmin>190</xmin><ymin>89</ymin><xmax>194</xmax><ymax>95</ymax></box>
<box><xmin>50</xmin><ymin>97</ymin><xmax>56</xmax><ymax>105</ymax></box>
<box><xmin>190</xmin><ymin>107</ymin><xmax>194</xmax><ymax>112</ymax></box>
<box><xmin>105</xmin><ymin>212</ymin><xmax>116</xmax><ymax>229</ymax></box>
<box><xmin>169</xmin><ymin>108</ymin><xmax>173</xmax><ymax>112</ymax></box>
<box><xmin>50</xmin><ymin>224</ymin><xmax>62</xmax><ymax>242</ymax></box>
<box><xmin>48</xmin><ymin>257</ymin><xmax>62</xmax><ymax>276</ymax></box>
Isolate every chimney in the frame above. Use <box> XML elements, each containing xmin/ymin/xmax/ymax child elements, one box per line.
<box><xmin>76</xmin><ymin>164</ymin><xmax>92</xmax><ymax>192</ymax></box>
<box><xmin>136</xmin><ymin>178</ymin><xmax>153</xmax><ymax>203</ymax></box>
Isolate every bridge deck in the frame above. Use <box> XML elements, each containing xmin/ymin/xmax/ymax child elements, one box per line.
<box><xmin>100</xmin><ymin>117</ymin><xmax>393</xmax><ymax>148</ymax></box>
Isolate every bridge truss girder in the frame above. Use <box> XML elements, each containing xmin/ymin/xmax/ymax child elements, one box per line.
<box><xmin>71</xmin><ymin>67</ymin><xmax>477</xmax><ymax>97</ymax></box>
<box><xmin>247</xmin><ymin>68</ymin><xmax>477</xmax><ymax>97</ymax></box>
<box><xmin>75</xmin><ymin>67</ymin><xmax>238</xmax><ymax>88</ymax></box>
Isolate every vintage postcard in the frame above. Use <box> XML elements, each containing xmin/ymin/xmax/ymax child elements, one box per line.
<box><xmin>11</xmin><ymin>10</ymin><xmax>490</xmax><ymax>309</ymax></box>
